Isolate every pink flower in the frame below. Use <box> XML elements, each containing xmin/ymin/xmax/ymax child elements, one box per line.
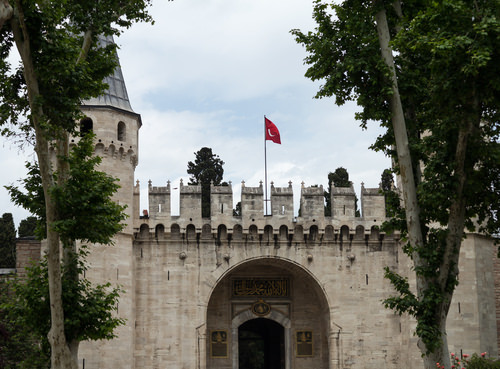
<box><xmin>463</xmin><ymin>354</ymin><xmax>469</xmax><ymax>358</ymax></box>
<box><xmin>481</xmin><ymin>352</ymin><xmax>486</xmax><ymax>357</ymax></box>
<box><xmin>451</xmin><ymin>353</ymin><xmax>455</xmax><ymax>357</ymax></box>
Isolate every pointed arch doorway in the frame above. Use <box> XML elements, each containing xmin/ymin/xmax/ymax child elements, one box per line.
<box><xmin>238</xmin><ymin>318</ymin><xmax>285</xmax><ymax>369</ymax></box>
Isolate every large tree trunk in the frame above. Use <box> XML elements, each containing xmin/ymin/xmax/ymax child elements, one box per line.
<box><xmin>0</xmin><ymin>0</ymin><xmax>13</xmax><ymax>29</ymax></box>
<box><xmin>10</xmin><ymin>4</ymin><xmax>76</xmax><ymax>369</ymax></box>
<box><xmin>374</xmin><ymin>5</ymin><xmax>448</xmax><ymax>369</ymax></box>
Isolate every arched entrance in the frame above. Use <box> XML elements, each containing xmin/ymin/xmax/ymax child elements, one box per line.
<box><xmin>238</xmin><ymin>318</ymin><xmax>284</xmax><ymax>369</ymax></box>
<box><xmin>206</xmin><ymin>258</ymin><xmax>331</xmax><ymax>369</ymax></box>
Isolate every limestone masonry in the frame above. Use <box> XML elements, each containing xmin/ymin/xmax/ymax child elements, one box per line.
<box><xmin>16</xmin><ymin>43</ymin><xmax>499</xmax><ymax>369</ymax></box>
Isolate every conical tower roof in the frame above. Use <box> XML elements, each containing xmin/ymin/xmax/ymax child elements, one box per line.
<box><xmin>82</xmin><ymin>35</ymin><xmax>135</xmax><ymax>114</ymax></box>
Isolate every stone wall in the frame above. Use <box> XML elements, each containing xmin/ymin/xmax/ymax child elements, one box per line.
<box><xmin>15</xmin><ymin>237</ymin><xmax>41</xmax><ymax>279</ymax></box>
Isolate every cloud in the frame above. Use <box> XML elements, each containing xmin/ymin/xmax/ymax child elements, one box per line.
<box><xmin>0</xmin><ymin>0</ymin><xmax>392</xmax><ymax>222</ymax></box>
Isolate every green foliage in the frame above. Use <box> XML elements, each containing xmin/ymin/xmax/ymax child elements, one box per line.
<box><xmin>187</xmin><ymin>147</ymin><xmax>225</xmax><ymax>218</ymax></box>
<box><xmin>233</xmin><ymin>201</ymin><xmax>242</xmax><ymax>216</ymax></box>
<box><xmin>0</xmin><ymin>213</ymin><xmax>16</xmax><ymax>268</ymax></box>
<box><xmin>0</xmin><ymin>279</ymin><xmax>50</xmax><ymax>368</ymax></box>
<box><xmin>0</xmin><ymin>0</ymin><xmax>153</xmax><ymax>140</ymax></box>
<box><xmin>17</xmin><ymin>216</ymin><xmax>38</xmax><ymax>238</ymax></box>
<box><xmin>2</xmin><ymin>246</ymin><xmax>124</xmax><ymax>351</ymax></box>
<box><xmin>444</xmin><ymin>353</ymin><xmax>500</xmax><ymax>369</ymax></box>
<box><xmin>324</xmin><ymin>167</ymin><xmax>359</xmax><ymax>216</ymax></box>
<box><xmin>6</xmin><ymin>134</ymin><xmax>127</xmax><ymax>245</ymax></box>
<box><xmin>328</xmin><ymin>167</ymin><xmax>351</xmax><ymax>188</ymax></box>
<box><xmin>293</xmin><ymin>0</ymin><xmax>500</xmax><ymax>359</ymax></box>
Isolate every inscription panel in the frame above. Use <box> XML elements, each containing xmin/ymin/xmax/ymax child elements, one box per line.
<box><xmin>210</xmin><ymin>330</ymin><xmax>228</xmax><ymax>358</ymax></box>
<box><xmin>296</xmin><ymin>330</ymin><xmax>313</xmax><ymax>357</ymax></box>
<box><xmin>232</xmin><ymin>278</ymin><xmax>290</xmax><ymax>297</ymax></box>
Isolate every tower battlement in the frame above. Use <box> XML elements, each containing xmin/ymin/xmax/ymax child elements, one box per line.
<box><xmin>135</xmin><ymin>180</ymin><xmax>388</xmax><ymax>238</ymax></box>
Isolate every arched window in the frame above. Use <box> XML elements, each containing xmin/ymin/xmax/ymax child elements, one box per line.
<box><xmin>80</xmin><ymin>117</ymin><xmax>93</xmax><ymax>137</ymax></box>
<box><xmin>117</xmin><ymin>121</ymin><xmax>126</xmax><ymax>141</ymax></box>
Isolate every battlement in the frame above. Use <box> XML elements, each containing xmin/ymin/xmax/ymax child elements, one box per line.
<box><xmin>135</xmin><ymin>180</ymin><xmax>388</xmax><ymax>238</ymax></box>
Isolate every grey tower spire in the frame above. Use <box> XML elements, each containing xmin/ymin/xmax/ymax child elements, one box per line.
<box><xmin>82</xmin><ymin>35</ymin><xmax>135</xmax><ymax>113</ymax></box>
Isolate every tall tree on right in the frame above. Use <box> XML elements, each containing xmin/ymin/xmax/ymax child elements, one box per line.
<box><xmin>187</xmin><ymin>147</ymin><xmax>225</xmax><ymax>218</ymax></box>
<box><xmin>292</xmin><ymin>1</ymin><xmax>500</xmax><ymax>368</ymax></box>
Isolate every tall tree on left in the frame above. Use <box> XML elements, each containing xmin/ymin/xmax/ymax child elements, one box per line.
<box><xmin>0</xmin><ymin>1</ymin><xmax>153</xmax><ymax>368</ymax></box>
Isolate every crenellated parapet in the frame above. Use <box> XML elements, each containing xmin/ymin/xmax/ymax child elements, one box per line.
<box><xmin>361</xmin><ymin>182</ymin><xmax>385</xmax><ymax>219</ymax></box>
<box><xmin>136</xmin><ymin>180</ymin><xmax>390</xmax><ymax>243</ymax></box>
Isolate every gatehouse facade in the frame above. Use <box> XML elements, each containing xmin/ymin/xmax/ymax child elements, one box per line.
<box><xmin>52</xmin><ymin>46</ymin><xmax>499</xmax><ymax>368</ymax></box>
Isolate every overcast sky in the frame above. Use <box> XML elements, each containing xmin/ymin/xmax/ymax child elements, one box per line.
<box><xmin>0</xmin><ymin>0</ymin><xmax>391</xmax><ymax>226</ymax></box>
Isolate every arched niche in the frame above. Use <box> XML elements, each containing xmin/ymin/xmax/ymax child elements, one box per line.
<box><xmin>171</xmin><ymin>223</ymin><xmax>180</xmax><ymax>240</ymax></box>
<box><xmin>355</xmin><ymin>225</ymin><xmax>365</xmax><ymax>240</ymax></box>
<box><xmin>309</xmin><ymin>225</ymin><xmax>319</xmax><ymax>242</ymax></box>
<box><xmin>186</xmin><ymin>224</ymin><xmax>196</xmax><ymax>242</ymax></box>
<box><xmin>217</xmin><ymin>224</ymin><xmax>227</xmax><ymax>244</ymax></box>
<box><xmin>324</xmin><ymin>225</ymin><xmax>334</xmax><ymax>241</ymax></box>
<box><xmin>248</xmin><ymin>225</ymin><xmax>258</xmax><ymax>241</ymax></box>
<box><xmin>232</xmin><ymin>224</ymin><xmax>243</xmax><ymax>240</ymax></box>
<box><xmin>294</xmin><ymin>225</ymin><xmax>303</xmax><ymax>242</ymax></box>
<box><xmin>205</xmin><ymin>258</ymin><xmax>331</xmax><ymax>369</ymax></box>
<box><xmin>139</xmin><ymin>224</ymin><xmax>149</xmax><ymax>239</ymax></box>
<box><xmin>155</xmin><ymin>224</ymin><xmax>165</xmax><ymax>240</ymax></box>
<box><xmin>263</xmin><ymin>225</ymin><xmax>273</xmax><ymax>245</ymax></box>
<box><xmin>279</xmin><ymin>225</ymin><xmax>289</xmax><ymax>242</ymax></box>
<box><xmin>370</xmin><ymin>225</ymin><xmax>380</xmax><ymax>240</ymax></box>
<box><xmin>340</xmin><ymin>225</ymin><xmax>350</xmax><ymax>240</ymax></box>
<box><xmin>201</xmin><ymin>224</ymin><xmax>212</xmax><ymax>239</ymax></box>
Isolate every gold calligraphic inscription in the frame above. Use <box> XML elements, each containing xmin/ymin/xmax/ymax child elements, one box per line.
<box><xmin>232</xmin><ymin>278</ymin><xmax>289</xmax><ymax>297</ymax></box>
<box><xmin>296</xmin><ymin>330</ymin><xmax>313</xmax><ymax>357</ymax></box>
<box><xmin>210</xmin><ymin>330</ymin><xmax>228</xmax><ymax>358</ymax></box>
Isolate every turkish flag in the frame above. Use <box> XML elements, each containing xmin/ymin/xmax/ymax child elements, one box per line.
<box><xmin>265</xmin><ymin>117</ymin><xmax>281</xmax><ymax>144</ymax></box>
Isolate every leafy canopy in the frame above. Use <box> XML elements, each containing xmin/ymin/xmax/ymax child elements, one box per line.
<box><xmin>6</xmin><ymin>133</ymin><xmax>127</xmax><ymax>245</ymax></box>
<box><xmin>292</xmin><ymin>0</ymin><xmax>500</xmax><ymax>360</ymax></box>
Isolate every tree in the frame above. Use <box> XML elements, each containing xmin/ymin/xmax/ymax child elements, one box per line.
<box><xmin>292</xmin><ymin>1</ymin><xmax>500</xmax><ymax>368</ymax></box>
<box><xmin>0</xmin><ymin>279</ymin><xmax>50</xmax><ymax>368</ymax></box>
<box><xmin>324</xmin><ymin>167</ymin><xmax>359</xmax><ymax>216</ymax></box>
<box><xmin>233</xmin><ymin>201</ymin><xmax>242</xmax><ymax>216</ymax></box>
<box><xmin>0</xmin><ymin>213</ymin><xmax>15</xmax><ymax>268</ymax></box>
<box><xmin>187</xmin><ymin>147</ymin><xmax>225</xmax><ymax>218</ymax></box>
<box><xmin>0</xmin><ymin>2</ymin><xmax>153</xmax><ymax>368</ymax></box>
<box><xmin>380</xmin><ymin>168</ymin><xmax>400</xmax><ymax>217</ymax></box>
<box><xmin>18</xmin><ymin>215</ymin><xmax>38</xmax><ymax>238</ymax></box>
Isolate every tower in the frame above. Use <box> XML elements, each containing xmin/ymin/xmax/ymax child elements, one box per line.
<box><xmin>77</xmin><ymin>36</ymin><xmax>141</xmax><ymax>369</ymax></box>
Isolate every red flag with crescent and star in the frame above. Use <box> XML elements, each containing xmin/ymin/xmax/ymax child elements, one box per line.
<box><xmin>265</xmin><ymin>117</ymin><xmax>281</xmax><ymax>144</ymax></box>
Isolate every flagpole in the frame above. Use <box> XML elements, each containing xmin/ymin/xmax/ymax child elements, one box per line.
<box><xmin>264</xmin><ymin>115</ymin><xmax>268</xmax><ymax>216</ymax></box>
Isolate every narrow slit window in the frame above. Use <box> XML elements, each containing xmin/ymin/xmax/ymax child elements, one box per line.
<box><xmin>117</xmin><ymin>121</ymin><xmax>126</xmax><ymax>141</ymax></box>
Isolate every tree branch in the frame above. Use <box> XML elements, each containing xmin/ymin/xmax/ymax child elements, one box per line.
<box><xmin>0</xmin><ymin>0</ymin><xmax>13</xmax><ymax>29</ymax></box>
<box><xmin>77</xmin><ymin>29</ymin><xmax>93</xmax><ymax>65</ymax></box>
